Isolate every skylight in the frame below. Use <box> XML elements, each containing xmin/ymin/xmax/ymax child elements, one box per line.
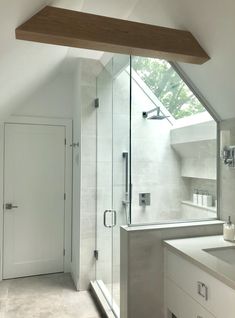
<box><xmin>132</xmin><ymin>57</ymin><xmax>205</xmax><ymax>120</ymax></box>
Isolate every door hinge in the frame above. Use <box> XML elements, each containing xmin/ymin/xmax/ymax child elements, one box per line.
<box><xmin>94</xmin><ymin>98</ymin><xmax>99</xmax><ymax>108</ymax></box>
<box><xmin>94</xmin><ymin>250</ymin><xmax>99</xmax><ymax>260</ymax></box>
<box><xmin>64</xmin><ymin>138</ymin><xmax>67</xmax><ymax>145</ymax></box>
<box><xmin>63</xmin><ymin>249</ymin><xmax>65</xmax><ymax>256</ymax></box>
<box><xmin>64</xmin><ymin>193</ymin><xmax>66</xmax><ymax>200</ymax></box>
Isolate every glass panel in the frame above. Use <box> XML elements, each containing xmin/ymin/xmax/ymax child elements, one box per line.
<box><xmin>130</xmin><ymin>56</ymin><xmax>217</xmax><ymax>225</ymax></box>
<box><xmin>96</xmin><ymin>54</ymin><xmax>131</xmax><ymax>316</ymax></box>
<box><xmin>112</xmin><ymin>54</ymin><xmax>131</xmax><ymax>311</ymax></box>
<box><xmin>96</xmin><ymin>59</ymin><xmax>113</xmax><ymax>303</ymax></box>
<box><xmin>132</xmin><ymin>57</ymin><xmax>205</xmax><ymax>119</ymax></box>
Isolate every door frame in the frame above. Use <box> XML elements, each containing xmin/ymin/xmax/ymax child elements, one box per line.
<box><xmin>0</xmin><ymin>116</ymin><xmax>73</xmax><ymax>281</ymax></box>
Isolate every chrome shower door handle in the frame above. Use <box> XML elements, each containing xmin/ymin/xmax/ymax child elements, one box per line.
<box><xmin>103</xmin><ymin>210</ymin><xmax>117</xmax><ymax>228</ymax></box>
<box><xmin>122</xmin><ymin>151</ymin><xmax>129</xmax><ymax>205</ymax></box>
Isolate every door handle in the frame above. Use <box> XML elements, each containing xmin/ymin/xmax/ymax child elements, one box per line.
<box><xmin>197</xmin><ymin>281</ymin><xmax>208</xmax><ymax>301</ymax></box>
<box><xmin>122</xmin><ymin>152</ymin><xmax>129</xmax><ymax>205</ymax></box>
<box><xmin>104</xmin><ymin>210</ymin><xmax>117</xmax><ymax>228</ymax></box>
<box><xmin>5</xmin><ymin>203</ymin><xmax>19</xmax><ymax>210</ymax></box>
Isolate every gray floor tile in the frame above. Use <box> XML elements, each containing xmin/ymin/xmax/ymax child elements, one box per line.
<box><xmin>0</xmin><ymin>274</ymin><xmax>102</xmax><ymax>318</ymax></box>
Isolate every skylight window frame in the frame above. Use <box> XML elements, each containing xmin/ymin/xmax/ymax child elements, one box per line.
<box><xmin>170</xmin><ymin>62</ymin><xmax>220</xmax><ymax>123</ymax></box>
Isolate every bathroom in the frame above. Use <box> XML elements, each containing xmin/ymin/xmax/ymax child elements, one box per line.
<box><xmin>1</xmin><ymin>1</ymin><xmax>235</xmax><ymax>318</ymax></box>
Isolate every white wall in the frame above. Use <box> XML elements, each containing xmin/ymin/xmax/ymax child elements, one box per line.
<box><xmin>13</xmin><ymin>67</ymin><xmax>74</xmax><ymax>119</ymax></box>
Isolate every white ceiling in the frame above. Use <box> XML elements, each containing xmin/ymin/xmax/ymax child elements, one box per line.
<box><xmin>0</xmin><ymin>0</ymin><xmax>234</xmax><ymax>120</ymax></box>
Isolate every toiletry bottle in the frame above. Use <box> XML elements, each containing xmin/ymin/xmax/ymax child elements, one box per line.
<box><xmin>215</xmin><ymin>199</ymin><xmax>217</xmax><ymax>208</ymax></box>
<box><xmin>202</xmin><ymin>191</ymin><xmax>208</xmax><ymax>207</ymax></box>
<box><xmin>223</xmin><ymin>216</ymin><xmax>235</xmax><ymax>242</ymax></box>
<box><xmin>193</xmin><ymin>189</ymin><xmax>198</xmax><ymax>205</ymax></box>
<box><xmin>202</xmin><ymin>192</ymin><xmax>213</xmax><ymax>207</ymax></box>
<box><xmin>206</xmin><ymin>194</ymin><xmax>213</xmax><ymax>207</ymax></box>
<box><xmin>197</xmin><ymin>190</ymin><xmax>203</xmax><ymax>206</ymax></box>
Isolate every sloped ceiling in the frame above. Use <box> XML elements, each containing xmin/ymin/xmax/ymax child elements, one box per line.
<box><xmin>153</xmin><ymin>0</ymin><xmax>235</xmax><ymax>121</ymax></box>
<box><xmin>1</xmin><ymin>0</ymin><xmax>234</xmax><ymax>120</ymax></box>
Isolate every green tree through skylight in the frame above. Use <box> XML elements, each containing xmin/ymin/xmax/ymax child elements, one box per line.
<box><xmin>132</xmin><ymin>57</ymin><xmax>205</xmax><ymax>119</ymax></box>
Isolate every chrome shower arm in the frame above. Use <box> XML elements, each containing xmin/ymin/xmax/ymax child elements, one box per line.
<box><xmin>143</xmin><ymin>106</ymin><xmax>160</xmax><ymax>118</ymax></box>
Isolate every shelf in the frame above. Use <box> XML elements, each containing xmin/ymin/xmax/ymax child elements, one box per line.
<box><xmin>181</xmin><ymin>200</ymin><xmax>216</xmax><ymax>213</ymax></box>
<box><xmin>181</xmin><ymin>176</ymin><xmax>216</xmax><ymax>181</ymax></box>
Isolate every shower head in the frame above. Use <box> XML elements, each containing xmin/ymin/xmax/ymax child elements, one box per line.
<box><xmin>148</xmin><ymin>115</ymin><xmax>167</xmax><ymax>120</ymax></box>
<box><xmin>142</xmin><ymin>107</ymin><xmax>169</xmax><ymax>120</ymax></box>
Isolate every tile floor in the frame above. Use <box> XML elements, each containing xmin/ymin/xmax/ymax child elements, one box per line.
<box><xmin>0</xmin><ymin>273</ymin><xmax>102</xmax><ymax>318</ymax></box>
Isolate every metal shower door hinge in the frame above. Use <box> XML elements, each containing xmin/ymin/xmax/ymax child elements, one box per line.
<box><xmin>94</xmin><ymin>250</ymin><xmax>99</xmax><ymax>260</ymax></box>
<box><xmin>94</xmin><ymin>98</ymin><xmax>99</xmax><ymax>108</ymax></box>
<box><xmin>70</xmin><ymin>142</ymin><xmax>79</xmax><ymax>148</ymax></box>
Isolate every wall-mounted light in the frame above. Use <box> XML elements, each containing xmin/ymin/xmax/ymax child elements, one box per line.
<box><xmin>220</xmin><ymin>130</ymin><xmax>235</xmax><ymax>167</ymax></box>
<box><xmin>222</xmin><ymin>146</ymin><xmax>235</xmax><ymax>167</ymax></box>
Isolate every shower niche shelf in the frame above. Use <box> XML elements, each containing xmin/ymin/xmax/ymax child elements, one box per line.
<box><xmin>181</xmin><ymin>200</ymin><xmax>216</xmax><ymax>213</ymax></box>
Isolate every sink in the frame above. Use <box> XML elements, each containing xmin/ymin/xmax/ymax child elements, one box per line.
<box><xmin>203</xmin><ymin>246</ymin><xmax>235</xmax><ymax>265</ymax></box>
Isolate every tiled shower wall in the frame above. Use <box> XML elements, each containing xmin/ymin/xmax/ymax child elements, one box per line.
<box><xmin>131</xmin><ymin>75</ymin><xmax>188</xmax><ymax>224</ymax></box>
<box><xmin>75</xmin><ymin>59</ymin><xmax>102</xmax><ymax>290</ymax></box>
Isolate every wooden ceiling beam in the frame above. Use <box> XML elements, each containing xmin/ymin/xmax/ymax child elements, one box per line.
<box><xmin>15</xmin><ymin>6</ymin><xmax>210</xmax><ymax>64</ymax></box>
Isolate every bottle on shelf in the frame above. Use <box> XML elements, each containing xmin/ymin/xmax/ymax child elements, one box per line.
<box><xmin>223</xmin><ymin>216</ymin><xmax>235</xmax><ymax>242</ymax></box>
<box><xmin>202</xmin><ymin>191</ymin><xmax>207</xmax><ymax>207</ymax></box>
<box><xmin>197</xmin><ymin>190</ymin><xmax>203</xmax><ymax>206</ymax></box>
<box><xmin>202</xmin><ymin>192</ymin><xmax>213</xmax><ymax>207</ymax></box>
<box><xmin>193</xmin><ymin>189</ymin><xmax>198</xmax><ymax>205</ymax></box>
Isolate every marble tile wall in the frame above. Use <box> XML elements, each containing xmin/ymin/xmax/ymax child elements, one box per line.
<box><xmin>75</xmin><ymin>59</ymin><xmax>102</xmax><ymax>291</ymax></box>
<box><xmin>131</xmin><ymin>73</ymin><xmax>188</xmax><ymax>224</ymax></box>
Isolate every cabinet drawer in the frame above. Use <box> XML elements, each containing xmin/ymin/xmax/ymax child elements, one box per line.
<box><xmin>165</xmin><ymin>277</ymin><xmax>215</xmax><ymax>318</ymax></box>
<box><xmin>165</xmin><ymin>249</ymin><xmax>235</xmax><ymax>318</ymax></box>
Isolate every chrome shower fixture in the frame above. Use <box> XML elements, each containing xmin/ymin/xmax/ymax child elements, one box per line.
<box><xmin>222</xmin><ymin>145</ymin><xmax>235</xmax><ymax>167</ymax></box>
<box><xmin>142</xmin><ymin>106</ymin><xmax>169</xmax><ymax>120</ymax></box>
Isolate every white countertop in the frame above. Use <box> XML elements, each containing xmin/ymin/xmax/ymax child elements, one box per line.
<box><xmin>164</xmin><ymin>235</ymin><xmax>235</xmax><ymax>290</ymax></box>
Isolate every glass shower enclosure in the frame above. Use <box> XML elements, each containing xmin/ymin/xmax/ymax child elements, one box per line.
<box><xmin>95</xmin><ymin>54</ymin><xmax>131</xmax><ymax>316</ymax></box>
<box><xmin>94</xmin><ymin>53</ymin><xmax>218</xmax><ymax>317</ymax></box>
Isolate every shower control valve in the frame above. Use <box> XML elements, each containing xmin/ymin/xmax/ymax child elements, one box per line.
<box><xmin>139</xmin><ymin>193</ymin><xmax>151</xmax><ymax>206</ymax></box>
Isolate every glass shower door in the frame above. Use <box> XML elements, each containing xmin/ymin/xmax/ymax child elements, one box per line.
<box><xmin>96</xmin><ymin>54</ymin><xmax>131</xmax><ymax>316</ymax></box>
<box><xmin>96</xmin><ymin>58</ymin><xmax>113</xmax><ymax>306</ymax></box>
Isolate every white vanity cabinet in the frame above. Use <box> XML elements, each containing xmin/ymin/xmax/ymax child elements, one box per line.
<box><xmin>164</xmin><ymin>248</ymin><xmax>235</xmax><ymax>318</ymax></box>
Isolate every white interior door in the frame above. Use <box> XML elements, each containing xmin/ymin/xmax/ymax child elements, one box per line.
<box><xmin>3</xmin><ymin>123</ymin><xmax>65</xmax><ymax>279</ymax></box>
